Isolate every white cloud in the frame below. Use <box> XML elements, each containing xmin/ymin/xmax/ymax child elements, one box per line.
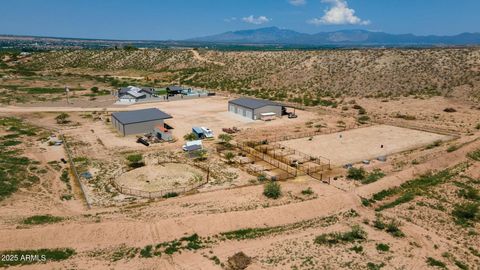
<box><xmin>289</xmin><ymin>0</ymin><xmax>306</xmax><ymax>6</ymax></box>
<box><xmin>308</xmin><ymin>0</ymin><xmax>370</xmax><ymax>26</ymax></box>
<box><xmin>224</xmin><ymin>17</ymin><xmax>237</xmax><ymax>23</ymax></box>
<box><xmin>242</xmin><ymin>15</ymin><xmax>271</xmax><ymax>25</ymax></box>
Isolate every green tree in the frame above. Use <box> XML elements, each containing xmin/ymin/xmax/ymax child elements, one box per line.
<box><xmin>184</xmin><ymin>133</ymin><xmax>197</xmax><ymax>141</ymax></box>
<box><xmin>218</xmin><ymin>133</ymin><xmax>233</xmax><ymax>144</ymax></box>
<box><xmin>263</xmin><ymin>181</ymin><xmax>281</xmax><ymax>199</ymax></box>
<box><xmin>90</xmin><ymin>86</ymin><xmax>99</xmax><ymax>93</ymax></box>
<box><xmin>347</xmin><ymin>167</ymin><xmax>366</xmax><ymax>180</ymax></box>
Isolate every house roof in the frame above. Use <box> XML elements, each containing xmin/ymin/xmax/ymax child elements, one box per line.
<box><xmin>126</xmin><ymin>90</ymin><xmax>145</xmax><ymax>98</ymax></box>
<box><xmin>228</xmin><ymin>97</ymin><xmax>283</xmax><ymax>110</ymax></box>
<box><xmin>166</xmin><ymin>86</ymin><xmax>184</xmax><ymax>91</ymax></box>
<box><xmin>112</xmin><ymin>108</ymin><xmax>172</xmax><ymax>125</ymax></box>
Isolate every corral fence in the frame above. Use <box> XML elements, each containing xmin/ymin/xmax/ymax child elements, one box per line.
<box><xmin>109</xmin><ymin>164</ymin><xmax>209</xmax><ymax>199</ymax></box>
<box><xmin>374</xmin><ymin>119</ymin><xmax>461</xmax><ymax>138</ymax></box>
<box><xmin>261</xmin><ymin>123</ymin><xmax>373</xmax><ymax>144</ymax></box>
<box><xmin>235</xmin><ymin>141</ymin><xmax>297</xmax><ymax>180</ymax></box>
<box><xmin>111</xmin><ymin>179</ymin><xmax>208</xmax><ymax>199</ymax></box>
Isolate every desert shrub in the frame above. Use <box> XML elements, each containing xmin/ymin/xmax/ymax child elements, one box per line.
<box><xmin>126</xmin><ymin>154</ymin><xmax>144</xmax><ymax>168</ymax></box>
<box><xmin>192</xmin><ymin>149</ymin><xmax>208</xmax><ymax>161</ymax></box>
<box><xmin>263</xmin><ymin>181</ymin><xmax>281</xmax><ymax>199</ymax></box>
<box><xmin>350</xmin><ymin>245</ymin><xmax>363</xmax><ymax>253</ymax></box>
<box><xmin>140</xmin><ymin>245</ymin><xmax>153</xmax><ymax>258</ymax></box>
<box><xmin>90</xmin><ymin>86</ymin><xmax>99</xmax><ymax>93</ymax></box>
<box><xmin>376</xmin><ymin>243</ymin><xmax>390</xmax><ymax>252</ymax></box>
<box><xmin>224</xmin><ymin>151</ymin><xmax>235</xmax><ymax>163</ymax></box>
<box><xmin>394</xmin><ymin>113</ymin><xmax>416</xmax><ymax>120</ymax></box>
<box><xmin>314</xmin><ymin>225</ymin><xmax>367</xmax><ymax>245</ymax></box>
<box><xmin>22</xmin><ymin>215</ymin><xmax>63</xmax><ymax>225</ymax></box>
<box><xmin>467</xmin><ymin>149</ymin><xmax>480</xmax><ymax>161</ymax></box>
<box><xmin>367</xmin><ymin>262</ymin><xmax>385</xmax><ymax>270</ymax></box>
<box><xmin>452</xmin><ymin>202</ymin><xmax>479</xmax><ymax>226</ymax></box>
<box><xmin>458</xmin><ymin>186</ymin><xmax>480</xmax><ymax>201</ymax></box>
<box><xmin>426</xmin><ymin>257</ymin><xmax>446</xmax><ymax>268</ymax></box>
<box><xmin>257</xmin><ymin>174</ymin><xmax>267</xmax><ymax>182</ymax></box>
<box><xmin>218</xmin><ymin>133</ymin><xmax>233</xmax><ymax>144</ymax></box>
<box><xmin>162</xmin><ymin>192</ymin><xmax>178</xmax><ymax>198</ymax></box>
<box><xmin>476</xmin><ymin>123</ymin><xmax>480</xmax><ymax>130</ymax></box>
<box><xmin>362</xmin><ymin>169</ymin><xmax>385</xmax><ymax>184</ymax></box>
<box><xmin>55</xmin><ymin>113</ymin><xmax>70</xmax><ymax>124</ymax></box>
<box><xmin>426</xmin><ymin>140</ymin><xmax>442</xmax><ymax>149</ymax></box>
<box><xmin>447</xmin><ymin>145</ymin><xmax>459</xmax><ymax>152</ymax></box>
<box><xmin>183</xmin><ymin>133</ymin><xmax>197</xmax><ymax>141</ymax></box>
<box><xmin>347</xmin><ymin>167</ymin><xmax>366</xmax><ymax>180</ymax></box>
<box><xmin>301</xmin><ymin>187</ymin><xmax>314</xmax><ymax>195</ymax></box>
<box><xmin>357</xmin><ymin>115</ymin><xmax>370</xmax><ymax>124</ymax></box>
<box><xmin>454</xmin><ymin>259</ymin><xmax>469</xmax><ymax>270</ymax></box>
<box><xmin>443</xmin><ymin>107</ymin><xmax>457</xmax><ymax>113</ymax></box>
<box><xmin>385</xmin><ymin>220</ymin><xmax>405</xmax><ymax>237</ymax></box>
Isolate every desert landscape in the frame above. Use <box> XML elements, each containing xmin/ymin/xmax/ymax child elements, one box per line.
<box><xmin>0</xmin><ymin>44</ymin><xmax>479</xmax><ymax>270</ymax></box>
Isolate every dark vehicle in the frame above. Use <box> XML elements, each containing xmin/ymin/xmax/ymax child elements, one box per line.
<box><xmin>137</xmin><ymin>137</ymin><xmax>150</xmax><ymax>146</ymax></box>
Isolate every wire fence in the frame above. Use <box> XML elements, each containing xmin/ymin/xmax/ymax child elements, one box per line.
<box><xmin>261</xmin><ymin>123</ymin><xmax>370</xmax><ymax>144</ymax></box>
<box><xmin>110</xmin><ymin>165</ymin><xmax>208</xmax><ymax>199</ymax></box>
<box><xmin>374</xmin><ymin>119</ymin><xmax>461</xmax><ymax>137</ymax></box>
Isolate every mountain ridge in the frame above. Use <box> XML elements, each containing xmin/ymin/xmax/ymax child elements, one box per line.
<box><xmin>188</xmin><ymin>27</ymin><xmax>480</xmax><ymax>45</ymax></box>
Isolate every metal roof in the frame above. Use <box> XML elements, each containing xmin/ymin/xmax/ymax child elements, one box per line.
<box><xmin>228</xmin><ymin>97</ymin><xmax>283</xmax><ymax>110</ymax></box>
<box><xmin>167</xmin><ymin>86</ymin><xmax>185</xmax><ymax>91</ymax></box>
<box><xmin>112</xmin><ymin>108</ymin><xmax>172</xmax><ymax>125</ymax></box>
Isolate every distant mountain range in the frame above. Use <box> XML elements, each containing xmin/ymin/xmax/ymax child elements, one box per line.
<box><xmin>189</xmin><ymin>27</ymin><xmax>480</xmax><ymax>46</ymax></box>
<box><xmin>2</xmin><ymin>27</ymin><xmax>480</xmax><ymax>50</ymax></box>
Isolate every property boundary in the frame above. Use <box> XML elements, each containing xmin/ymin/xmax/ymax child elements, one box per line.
<box><xmin>110</xmin><ymin>166</ymin><xmax>208</xmax><ymax>199</ymax></box>
<box><xmin>61</xmin><ymin>134</ymin><xmax>92</xmax><ymax>209</ymax></box>
<box><xmin>374</xmin><ymin>119</ymin><xmax>461</xmax><ymax>138</ymax></box>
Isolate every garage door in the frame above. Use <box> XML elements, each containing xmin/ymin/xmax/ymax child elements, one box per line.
<box><xmin>237</xmin><ymin>107</ymin><xmax>243</xmax><ymax>116</ymax></box>
<box><xmin>229</xmin><ymin>104</ymin><xmax>235</xmax><ymax>112</ymax></box>
<box><xmin>246</xmin><ymin>110</ymin><xmax>252</xmax><ymax>119</ymax></box>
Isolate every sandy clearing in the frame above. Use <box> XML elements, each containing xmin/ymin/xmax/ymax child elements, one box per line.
<box><xmin>279</xmin><ymin>125</ymin><xmax>452</xmax><ymax>165</ymax></box>
<box><xmin>116</xmin><ymin>163</ymin><xmax>205</xmax><ymax>192</ymax></box>
<box><xmin>0</xmin><ymin>184</ymin><xmax>357</xmax><ymax>251</ymax></box>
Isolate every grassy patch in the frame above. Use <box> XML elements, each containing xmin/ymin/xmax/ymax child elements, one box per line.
<box><xmin>0</xmin><ymin>117</ymin><xmax>40</xmax><ymax>200</ymax></box>
<box><xmin>220</xmin><ymin>215</ymin><xmax>338</xmax><ymax>241</ymax></box>
<box><xmin>0</xmin><ymin>248</ymin><xmax>75</xmax><ymax>267</ymax></box>
<box><xmin>348</xmin><ymin>168</ymin><xmax>385</xmax><ymax>184</ymax></box>
<box><xmin>467</xmin><ymin>149</ymin><xmax>480</xmax><ymax>161</ymax></box>
<box><xmin>314</xmin><ymin>225</ymin><xmax>367</xmax><ymax>245</ymax></box>
<box><xmin>370</xmin><ymin>165</ymin><xmax>462</xmax><ymax>211</ymax></box>
<box><xmin>22</xmin><ymin>215</ymin><xmax>63</xmax><ymax>225</ymax></box>
<box><xmin>426</xmin><ymin>257</ymin><xmax>447</xmax><ymax>269</ymax></box>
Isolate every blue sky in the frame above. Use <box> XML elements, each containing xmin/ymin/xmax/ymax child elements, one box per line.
<box><xmin>0</xmin><ymin>0</ymin><xmax>479</xmax><ymax>40</ymax></box>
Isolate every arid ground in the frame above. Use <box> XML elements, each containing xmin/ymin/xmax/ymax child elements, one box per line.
<box><xmin>0</xmin><ymin>49</ymin><xmax>479</xmax><ymax>270</ymax></box>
